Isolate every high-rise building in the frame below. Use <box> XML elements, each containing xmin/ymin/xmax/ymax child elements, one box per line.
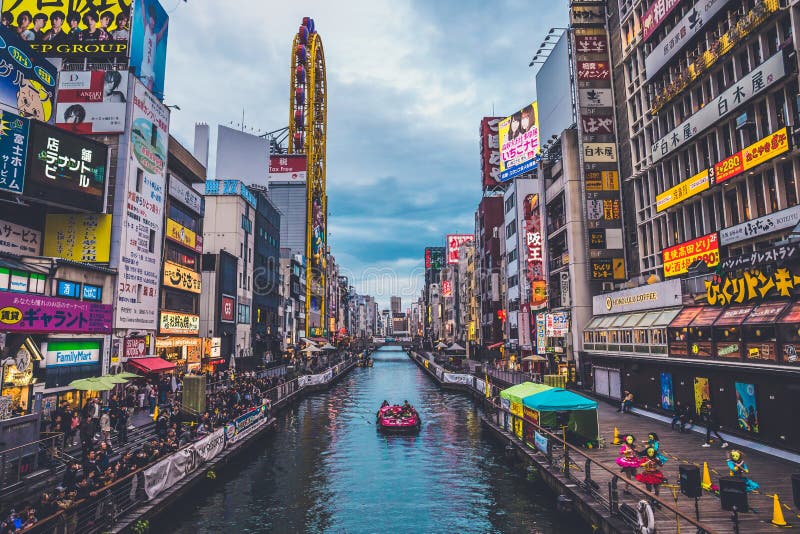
<box><xmin>390</xmin><ymin>296</ymin><xmax>402</xmax><ymax>315</ymax></box>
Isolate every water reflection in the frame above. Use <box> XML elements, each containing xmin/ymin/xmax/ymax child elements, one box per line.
<box><xmin>157</xmin><ymin>347</ymin><xmax>589</xmax><ymax>533</ymax></box>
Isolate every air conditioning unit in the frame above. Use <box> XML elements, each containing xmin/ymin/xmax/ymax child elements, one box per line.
<box><xmin>602</xmin><ymin>282</ymin><xmax>614</xmax><ymax>292</ymax></box>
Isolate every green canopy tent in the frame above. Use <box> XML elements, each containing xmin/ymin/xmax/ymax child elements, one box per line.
<box><xmin>522</xmin><ymin>388</ymin><xmax>599</xmax><ymax>445</ymax></box>
<box><xmin>500</xmin><ymin>382</ymin><xmax>553</xmax><ymax>437</ymax></box>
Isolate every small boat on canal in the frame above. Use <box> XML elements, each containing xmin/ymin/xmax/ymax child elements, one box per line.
<box><xmin>376</xmin><ymin>402</ymin><xmax>421</xmax><ymax>433</ymax></box>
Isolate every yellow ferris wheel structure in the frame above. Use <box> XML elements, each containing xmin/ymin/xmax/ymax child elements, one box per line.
<box><xmin>289</xmin><ymin>17</ymin><xmax>328</xmax><ymax>337</ymax></box>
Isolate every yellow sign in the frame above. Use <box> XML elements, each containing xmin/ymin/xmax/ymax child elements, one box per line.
<box><xmin>585</xmin><ymin>171</ymin><xmax>620</xmax><ymax>192</ymax></box>
<box><xmin>159</xmin><ymin>311</ymin><xmax>200</xmax><ymax>335</ymax></box>
<box><xmin>166</xmin><ymin>218</ymin><xmax>198</xmax><ymax>251</ymax></box>
<box><xmin>163</xmin><ymin>261</ymin><xmax>201</xmax><ymax>294</ymax></box>
<box><xmin>43</xmin><ymin>214</ymin><xmax>111</xmax><ymax>262</ymax></box>
<box><xmin>656</xmin><ymin>169</ymin><xmax>709</xmax><ymax>212</ymax></box>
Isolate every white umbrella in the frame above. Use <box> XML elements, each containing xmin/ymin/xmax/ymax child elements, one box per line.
<box><xmin>321</xmin><ymin>343</ymin><xmax>336</xmax><ymax>350</ymax></box>
<box><xmin>301</xmin><ymin>337</ymin><xmax>317</xmax><ymax>346</ymax></box>
<box><xmin>435</xmin><ymin>342</ymin><xmax>448</xmax><ymax>349</ymax></box>
<box><xmin>446</xmin><ymin>343</ymin><xmax>466</xmax><ymax>352</ymax></box>
<box><xmin>303</xmin><ymin>346</ymin><xmax>322</xmax><ymax>353</ymax></box>
<box><xmin>523</xmin><ymin>355</ymin><xmax>547</xmax><ymax>362</ymax></box>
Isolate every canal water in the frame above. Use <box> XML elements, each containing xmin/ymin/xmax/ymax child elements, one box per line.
<box><xmin>158</xmin><ymin>347</ymin><xmax>590</xmax><ymax>533</ymax></box>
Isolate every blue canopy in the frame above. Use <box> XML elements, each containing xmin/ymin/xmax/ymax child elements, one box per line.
<box><xmin>522</xmin><ymin>388</ymin><xmax>598</xmax><ymax>412</ymax></box>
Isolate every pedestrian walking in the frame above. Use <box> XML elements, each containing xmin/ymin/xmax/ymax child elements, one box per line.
<box><xmin>117</xmin><ymin>407</ymin><xmax>129</xmax><ymax>445</ymax></box>
<box><xmin>148</xmin><ymin>384</ymin><xmax>157</xmax><ymax>414</ymax></box>
<box><xmin>700</xmin><ymin>400</ymin><xmax>728</xmax><ymax>448</ymax></box>
<box><xmin>99</xmin><ymin>408</ymin><xmax>111</xmax><ymax>443</ymax></box>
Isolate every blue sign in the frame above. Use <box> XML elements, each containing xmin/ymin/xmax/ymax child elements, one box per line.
<box><xmin>205</xmin><ymin>179</ymin><xmax>257</xmax><ymax>208</ymax></box>
<box><xmin>534</xmin><ymin>431</ymin><xmax>549</xmax><ymax>454</ymax></box>
<box><xmin>0</xmin><ymin>110</ymin><xmax>29</xmax><ymax>194</ymax></box>
<box><xmin>82</xmin><ymin>284</ymin><xmax>103</xmax><ymax>302</ymax></box>
<box><xmin>56</xmin><ymin>280</ymin><xmax>81</xmax><ymax>299</ymax></box>
<box><xmin>129</xmin><ymin>0</ymin><xmax>169</xmax><ymax>100</ymax></box>
<box><xmin>0</xmin><ymin>25</ymin><xmax>57</xmax><ymax>123</ymax></box>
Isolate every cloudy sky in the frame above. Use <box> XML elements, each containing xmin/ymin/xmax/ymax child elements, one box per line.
<box><xmin>164</xmin><ymin>0</ymin><xmax>567</xmax><ymax>309</ymax></box>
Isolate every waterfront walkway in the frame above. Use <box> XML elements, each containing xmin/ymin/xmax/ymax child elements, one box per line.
<box><xmin>411</xmin><ymin>351</ymin><xmax>800</xmax><ymax>533</ymax></box>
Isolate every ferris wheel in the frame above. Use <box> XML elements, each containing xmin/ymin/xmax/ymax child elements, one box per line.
<box><xmin>289</xmin><ymin>17</ymin><xmax>327</xmax><ymax>336</ymax></box>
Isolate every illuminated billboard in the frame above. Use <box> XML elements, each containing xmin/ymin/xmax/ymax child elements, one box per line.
<box><xmin>498</xmin><ymin>102</ymin><xmax>539</xmax><ymax>181</ymax></box>
<box><xmin>446</xmin><ymin>234</ymin><xmax>474</xmax><ymax>265</ymax></box>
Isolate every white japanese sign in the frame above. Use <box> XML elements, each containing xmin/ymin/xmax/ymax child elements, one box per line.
<box><xmin>0</xmin><ymin>219</ymin><xmax>40</xmax><ymax>256</ymax></box>
<box><xmin>651</xmin><ymin>51</ymin><xmax>785</xmax><ymax>163</ymax></box>
<box><xmin>720</xmin><ymin>204</ymin><xmax>800</xmax><ymax>245</ymax></box>
<box><xmin>578</xmin><ymin>88</ymin><xmax>613</xmax><ymax>108</ymax></box>
<box><xmin>168</xmin><ymin>175</ymin><xmax>203</xmax><ymax>215</ymax></box>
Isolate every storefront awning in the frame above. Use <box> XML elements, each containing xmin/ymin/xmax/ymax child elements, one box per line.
<box><xmin>621</xmin><ymin>312</ymin><xmax>647</xmax><ymax>328</ymax></box>
<box><xmin>669</xmin><ymin>307</ymin><xmax>703</xmax><ymax>328</ymax></box>
<box><xmin>745</xmin><ymin>302</ymin><xmax>790</xmax><ymax>324</ymax></box>
<box><xmin>487</xmin><ymin>341</ymin><xmax>504</xmax><ymax>350</ymax></box>
<box><xmin>585</xmin><ymin>316</ymin><xmax>604</xmax><ymax>330</ymax></box>
<box><xmin>127</xmin><ymin>357</ymin><xmax>176</xmax><ymax>374</ymax></box>
<box><xmin>691</xmin><ymin>307</ymin><xmax>723</xmax><ymax>327</ymax></box>
<box><xmin>0</xmin><ymin>256</ymin><xmax>48</xmax><ymax>274</ymax></box>
<box><xmin>652</xmin><ymin>308</ymin><xmax>681</xmax><ymax>327</ymax></box>
<box><xmin>714</xmin><ymin>305</ymin><xmax>754</xmax><ymax>327</ymax></box>
<box><xmin>637</xmin><ymin>311</ymin><xmax>663</xmax><ymax>329</ymax></box>
<box><xmin>779</xmin><ymin>302</ymin><xmax>800</xmax><ymax>323</ymax></box>
<box><xmin>609</xmin><ymin>314</ymin><xmax>630</xmax><ymax>328</ymax></box>
<box><xmin>597</xmin><ymin>315</ymin><xmax>616</xmax><ymax>329</ymax></box>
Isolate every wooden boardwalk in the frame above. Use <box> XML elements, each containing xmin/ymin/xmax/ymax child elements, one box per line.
<box><xmin>586</xmin><ymin>401</ymin><xmax>799</xmax><ymax>533</ymax></box>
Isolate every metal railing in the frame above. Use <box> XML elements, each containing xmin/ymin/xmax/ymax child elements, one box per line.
<box><xmin>0</xmin><ymin>434</ymin><xmax>63</xmax><ymax>490</ymax></box>
<box><xmin>17</xmin><ymin>359</ymin><xmax>355</xmax><ymax>534</ymax></box>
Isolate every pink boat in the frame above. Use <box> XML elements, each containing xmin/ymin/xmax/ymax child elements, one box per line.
<box><xmin>377</xmin><ymin>404</ymin><xmax>421</xmax><ymax>433</ymax></box>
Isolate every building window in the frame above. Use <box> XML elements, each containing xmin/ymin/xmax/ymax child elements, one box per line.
<box><xmin>783</xmin><ymin>162</ymin><xmax>798</xmax><ymax>207</ymax></box>
<box><xmin>507</xmin><ymin>248</ymin><xmax>517</xmax><ymax>264</ymax></box>
<box><xmin>505</xmin><ymin>194</ymin><xmax>515</xmax><ymax>214</ymax></box>
<box><xmin>505</xmin><ymin>220</ymin><xmax>516</xmax><ymax>239</ymax></box>
<box><xmin>238</xmin><ymin>304</ymin><xmax>250</xmax><ymax>324</ymax></box>
<box><xmin>169</xmin><ymin>204</ymin><xmax>198</xmax><ymax>232</ymax></box>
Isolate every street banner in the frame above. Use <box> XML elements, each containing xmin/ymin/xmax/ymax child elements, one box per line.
<box><xmin>224</xmin><ymin>404</ymin><xmax>267</xmax><ymax>444</ymax></box>
<box><xmin>142</xmin><ymin>456</ymin><xmax>172</xmax><ymax>500</ymax></box>
<box><xmin>193</xmin><ymin>429</ymin><xmax>226</xmax><ymax>463</ymax></box>
<box><xmin>442</xmin><ymin>373</ymin><xmax>472</xmax><ymax>385</ymax></box>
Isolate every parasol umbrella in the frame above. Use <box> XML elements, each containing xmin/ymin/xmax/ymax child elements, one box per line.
<box><xmin>69</xmin><ymin>377</ymin><xmax>114</xmax><ymax>391</ymax></box>
<box><xmin>435</xmin><ymin>342</ymin><xmax>448</xmax><ymax>350</ymax></box>
<box><xmin>522</xmin><ymin>355</ymin><xmax>547</xmax><ymax>362</ymax></box>
<box><xmin>320</xmin><ymin>343</ymin><xmax>336</xmax><ymax>351</ymax></box>
<box><xmin>303</xmin><ymin>346</ymin><xmax>322</xmax><ymax>353</ymax></box>
<box><xmin>101</xmin><ymin>374</ymin><xmax>129</xmax><ymax>384</ymax></box>
<box><xmin>116</xmin><ymin>372</ymin><xmax>141</xmax><ymax>379</ymax></box>
<box><xmin>300</xmin><ymin>338</ymin><xmax>317</xmax><ymax>346</ymax></box>
<box><xmin>446</xmin><ymin>343</ymin><xmax>466</xmax><ymax>352</ymax></box>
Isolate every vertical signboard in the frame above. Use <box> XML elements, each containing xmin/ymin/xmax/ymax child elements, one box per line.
<box><xmin>572</xmin><ymin>20</ymin><xmax>626</xmax><ymax>282</ymax></box>
<box><xmin>129</xmin><ymin>0</ymin><xmax>169</xmax><ymax>99</ymax></box>
<box><xmin>524</xmin><ymin>193</ymin><xmax>546</xmax><ymax>310</ymax></box>
<box><xmin>446</xmin><ymin>234</ymin><xmax>474</xmax><ymax>265</ymax></box>
<box><xmin>0</xmin><ymin>110</ymin><xmax>29</xmax><ymax>195</ymax></box>
<box><xmin>114</xmin><ymin>79</ymin><xmax>168</xmax><ymax>330</ymax></box>
<box><xmin>480</xmin><ymin>116</ymin><xmax>503</xmax><ymax>189</ymax></box>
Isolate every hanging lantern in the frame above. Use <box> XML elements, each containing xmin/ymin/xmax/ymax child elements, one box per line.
<box><xmin>295</xmin><ymin>87</ymin><xmax>305</xmax><ymax>105</ymax></box>
<box><xmin>295</xmin><ymin>65</ymin><xmax>305</xmax><ymax>84</ymax></box>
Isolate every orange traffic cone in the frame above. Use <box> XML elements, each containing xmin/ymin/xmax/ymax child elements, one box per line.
<box><xmin>772</xmin><ymin>494</ymin><xmax>789</xmax><ymax>527</ymax></box>
<box><xmin>612</xmin><ymin>427</ymin><xmax>620</xmax><ymax>445</ymax></box>
<box><xmin>701</xmin><ymin>462</ymin><xmax>711</xmax><ymax>490</ymax></box>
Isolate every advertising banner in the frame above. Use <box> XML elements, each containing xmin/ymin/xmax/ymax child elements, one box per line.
<box><xmin>660</xmin><ymin>372</ymin><xmax>674</xmax><ymax>410</ymax></box>
<box><xmin>642</xmin><ymin>0</ymin><xmax>682</xmax><ymax>41</ymax></box>
<box><xmin>124</xmin><ymin>336</ymin><xmax>148</xmax><ymax>359</ymax></box>
<box><xmin>168</xmin><ymin>177</ymin><xmax>202</xmax><ymax>215</ymax></box>
<box><xmin>498</xmin><ymin>102</ymin><xmax>539</xmax><ymax>181</ymax></box>
<box><xmin>25</xmin><ymin>120</ymin><xmax>108</xmax><ymax>211</ymax></box>
<box><xmin>0</xmin><ymin>0</ymin><xmax>130</xmax><ymax>59</ymax></box>
<box><xmin>114</xmin><ymin>79</ymin><xmax>168</xmax><ymax>330</ymax></box>
<box><xmin>165</xmin><ymin>218</ymin><xmax>200</xmax><ymax>253</ymax></box>
<box><xmin>645</xmin><ymin>0</ymin><xmax>730</xmax><ymax>80</ymax></box>
<box><xmin>0</xmin><ymin>219</ymin><xmax>39</xmax><ymax>255</ymax></box>
<box><xmin>129</xmin><ymin>0</ymin><xmax>169</xmax><ymax>99</ymax></box>
<box><xmin>590</xmin><ymin>258</ymin><xmax>626</xmax><ymax>280</ymax></box>
<box><xmin>693</xmin><ymin>377</ymin><xmax>710</xmax><ymax>416</ymax></box>
<box><xmin>0</xmin><ymin>25</ymin><xmax>57</xmax><ymax>122</ymax></box>
<box><xmin>575</xmin><ymin>34</ymin><xmax>608</xmax><ymax>54</ymax></box>
<box><xmin>205</xmin><ymin>179</ymin><xmax>257</xmax><ymax>207</ymax></box>
<box><xmin>712</xmin><ymin>127</ymin><xmax>789</xmax><ymax>185</ymax></box>
<box><xmin>269</xmin><ymin>154</ymin><xmax>306</xmax><ymax>182</ymax></box>
<box><xmin>163</xmin><ymin>261</ymin><xmax>201</xmax><ymax>294</ymax></box>
<box><xmin>662</xmin><ymin>232</ymin><xmax>719</xmax><ymax>277</ymax></box>
<box><xmin>578</xmin><ymin>88</ymin><xmax>613</xmax><ymax>108</ymax></box>
<box><xmin>545</xmin><ymin>312</ymin><xmax>569</xmax><ymax>337</ymax></box>
<box><xmin>442</xmin><ymin>373</ymin><xmax>472</xmax><ymax>385</ymax></box>
<box><xmin>142</xmin><ymin>455</ymin><xmax>173</xmax><ymax>501</ymax></box>
<box><xmin>524</xmin><ymin>193</ymin><xmax>546</xmax><ymax>309</ymax></box>
<box><xmin>720</xmin><ymin>202</ymin><xmax>800</xmax><ymax>246</ymax></box>
<box><xmin>583</xmin><ymin>142</ymin><xmax>617</xmax><ymax>162</ymax></box>
<box><xmin>224</xmin><ymin>405</ymin><xmax>267</xmax><ymax>444</ymax></box>
<box><xmin>0</xmin><ymin>110</ymin><xmax>29</xmax><ymax>195</ymax></box>
<box><xmin>656</xmin><ymin>169</ymin><xmax>710</xmax><ymax>212</ymax></box>
<box><xmin>651</xmin><ymin>52</ymin><xmax>785</xmax><ymax>163</ymax></box>
<box><xmin>441</xmin><ymin>279</ymin><xmax>452</xmax><ymax>298</ymax></box>
<box><xmin>580</xmin><ymin>115</ymin><xmax>614</xmax><ymax>135</ymax></box>
<box><xmin>55</xmin><ymin>70</ymin><xmax>128</xmax><ymax>134</ymax></box>
<box><xmin>45</xmin><ymin>340</ymin><xmax>101</xmax><ymax>366</ymax></box>
<box><xmin>446</xmin><ymin>234</ymin><xmax>473</xmax><ymax>264</ymax></box>
<box><xmin>536</xmin><ymin>313</ymin><xmax>546</xmax><ymax>354</ymax></box>
<box><xmin>706</xmin><ymin>266</ymin><xmax>800</xmax><ymax>305</ymax></box>
<box><xmin>577</xmin><ymin>61</ymin><xmax>610</xmax><ymax>80</ymax></box>
<box><xmin>220</xmin><ymin>295</ymin><xmax>235</xmax><ymax>323</ymax></box>
<box><xmin>43</xmin><ymin>213</ymin><xmax>111</xmax><ymax>262</ymax></box>
<box><xmin>0</xmin><ymin>292</ymin><xmax>111</xmax><ymax>333</ymax></box>
<box><xmin>192</xmin><ymin>428</ymin><xmax>225</xmax><ymax>463</ymax></box>
<box><xmin>735</xmin><ymin>382</ymin><xmax>759</xmax><ymax>433</ymax></box>
<box><xmin>480</xmin><ymin>116</ymin><xmax>502</xmax><ymax>188</ymax></box>
<box><xmin>159</xmin><ymin>311</ymin><xmax>199</xmax><ymax>335</ymax></box>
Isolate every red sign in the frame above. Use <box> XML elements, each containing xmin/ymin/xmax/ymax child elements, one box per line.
<box><xmin>480</xmin><ymin>117</ymin><xmax>503</xmax><ymax>188</ymax></box>
<box><xmin>713</xmin><ymin>128</ymin><xmax>789</xmax><ymax>185</ymax></box>
<box><xmin>124</xmin><ymin>336</ymin><xmax>148</xmax><ymax>358</ymax></box>
<box><xmin>269</xmin><ymin>154</ymin><xmax>307</xmax><ymax>181</ymax></box>
<box><xmin>441</xmin><ymin>280</ymin><xmax>453</xmax><ymax>298</ymax></box>
<box><xmin>577</xmin><ymin>61</ymin><xmax>610</xmax><ymax>80</ymax></box>
<box><xmin>446</xmin><ymin>234</ymin><xmax>474</xmax><ymax>264</ymax></box>
<box><xmin>641</xmin><ymin>0</ymin><xmax>682</xmax><ymax>42</ymax></box>
<box><xmin>524</xmin><ymin>194</ymin><xmax>547</xmax><ymax>309</ymax></box>
<box><xmin>575</xmin><ymin>35</ymin><xmax>608</xmax><ymax>55</ymax></box>
<box><xmin>662</xmin><ymin>233</ymin><xmax>719</xmax><ymax>277</ymax></box>
<box><xmin>221</xmin><ymin>295</ymin><xmax>235</xmax><ymax>322</ymax></box>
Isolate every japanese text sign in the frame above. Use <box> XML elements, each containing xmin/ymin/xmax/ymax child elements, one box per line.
<box><xmin>163</xmin><ymin>261</ymin><xmax>201</xmax><ymax>294</ymax></box>
<box><xmin>441</xmin><ymin>279</ymin><xmax>452</xmax><ymax>298</ymax></box>
<box><xmin>165</xmin><ymin>218</ymin><xmax>200</xmax><ymax>252</ymax></box>
<box><xmin>577</xmin><ymin>61</ymin><xmax>610</xmax><ymax>80</ymax></box>
<box><xmin>0</xmin><ymin>292</ymin><xmax>111</xmax><ymax>334</ymax></box>
<box><xmin>651</xmin><ymin>51</ymin><xmax>785</xmax><ymax>163</ymax></box>
<box><xmin>524</xmin><ymin>193</ymin><xmax>546</xmax><ymax>309</ymax></box>
<box><xmin>662</xmin><ymin>232</ymin><xmax>719</xmax><ymax>277</ymax></box>
<box><xmin>0</xmin><ymin>218</ymin><xmax>39</xmax><ymax>255</ymax></box>
<box><xmin>159</xmin><ymin>311</ymin><xmax>199</xmax><ymax>335</ymax></box>
<box><xmin>0</xmin><ymin>24</ymin><xmax>57</xmax><ymax>122</ymax></box>
<box><xmin>481</xmin><ymin>116</ymin><xmax>502</xmax><ymax>188</ymax></box>
<box><xmin>269</xmin><ymin>154</ymin><xmax>306</xmax><ymax>182</ymax></box>
<box><xmin>720</xmin><ymin>202</ymin><xmax>800</xmax><ymax>246</ymax></box>
<box><xmin>642</xmin><ymin>0</ymin><xmax>682</xmax><ymax>41</ymax></box>
<box><xmin>580</xmin><ymin>115</ymin><xmax>614</xmax><ymax>136</ymax></box>
<box><xmin>498</xmin><ymin>102</ymin><xmax>539</xmax><ymax>181</ymax></box>
<box><xmin>656</xmin><ymin>169</ymin><xmax>709</xmax><ymax>212</ymax></box>
<box><xmin>55</xmin><ymin>70</ymin><xmax>128</xmax><ymax>134</ymax></box>
<box><xmin>25</xmin><ymin>120</ymin><xmax>108</xmax><ymax>212</ymax></box>
<box><xmin>713</xmin><ymin>127</ymin><xmax>789</xmax><ymax>185</ymax></box>
<box><xmin>43</xmin><ymin>213</ymin><xmax>111</xmax><ymax>262</ymax></box>
<box><xmin>1</xmin><ymin>0</ymin><xmax>130</xmax><ymax>59</ymax></box>
<box><xmin>706</xmin><ymin>267</ymin><xmax>800</xmax><ymax>306</ymax></box>
<box><xmin>220</xmin><ymin>295</ymin><xmax>235</xmax><ymax>323</ymax></box>
<box><xmin>446</xmin><ymin>234</ymin><xmax>474</xmax><ymax>264</ymax></box>
<box><xmin>0</xmin><ymin>109</ymin><xmax>29</xmax><ymax>194</ymax></box>
<box><xmin>545</xmin><ymin>312</ymin><xmax>569</xmax><ymax>337</ymax></box>
<box><xmin>575</xmin><ymin>35</ymin><xmax>608</xmax><ymax>54</ymax></box>
<box><xmin>719</xmin><ymin>241</ymin><xmax>800</xmax><ymax>271</ymax></box>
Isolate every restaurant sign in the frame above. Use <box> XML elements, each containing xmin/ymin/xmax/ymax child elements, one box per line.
<box><xmin>662</xmin><ymin>233</ymin><xmax>719</xmax><ymax>278</ymax></box>
<box><xmin>720</xmin><ymin>202</ymin><xmax>800</xmax><ymax>246</ymax></box>
<box><xmin>719</xmin><ymin>242</ymin><xmax>800</xmax><ymax>271</ymax></box>
<box><xmin>712</xmin><ymin>128</ymin><xmax>789</xmax><ymax>185</ymax></box>
<box><xmin>159</xmin><ymin>311</ymin><xmax>199</xmax><ymax>335</ymax></box>
<box><xmin>0</xmin><ymin>293</ymin><xmax>111</xmax><ymax>334</ymax></box>
<box><xmin>593</xmin><ymin>278</ymin><xmax>682</xmax><ymax>315</ymax></box>
<box><xmin>706</xmin><ymin>267</ymin><xmax>800</xmax><ymax>305</ymax></box>
<box><xmin>656</xmin><ymin>169</ymin><xmax>709</xmax><ymax>212</ymax></box>
<box><xmin>163</xmin><ymin>261</ymin><xmax>201</xmax><ymax>294</ymax></box>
